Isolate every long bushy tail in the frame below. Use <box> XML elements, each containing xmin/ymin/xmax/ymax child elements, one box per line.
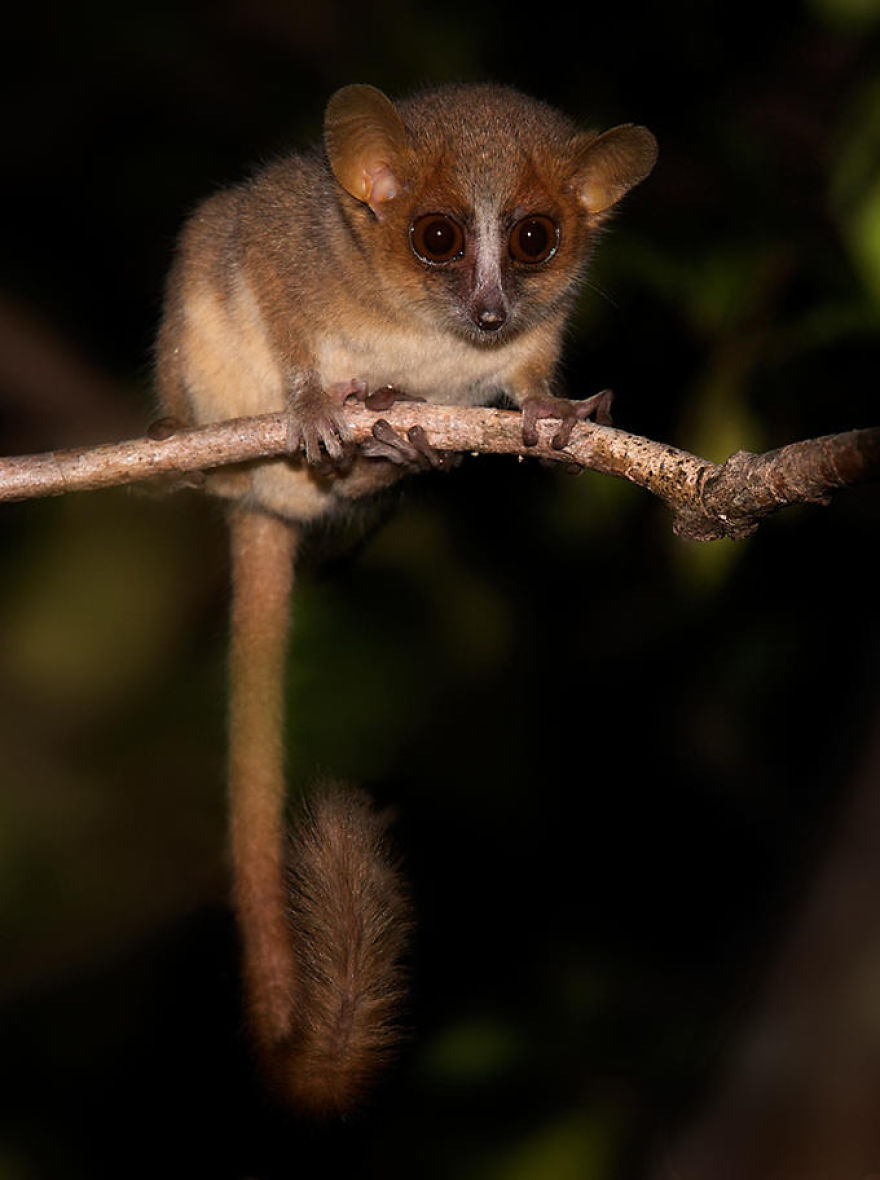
<box><xmin>280</xmin><ymin>785</ymin><xmax>411</xmax><ymax>1111</ymax></box>
<box><xmin>227</xmin><ymin>508</ymin><xmax>411</xmax><ymax>1114</ymax></box>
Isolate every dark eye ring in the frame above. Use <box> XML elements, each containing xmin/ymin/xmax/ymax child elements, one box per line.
<box><xmin>410</xmin><ymin>214</ymin><xmax>465</xmax><ymax>264</ymax></box>
<box><xmin>509</xmin><ymin>215</ymin><xmax>558</xmax><ymax>264</ymax></box>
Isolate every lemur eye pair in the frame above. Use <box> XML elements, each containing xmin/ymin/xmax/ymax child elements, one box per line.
<box><xmin>410</xmin><ymin>214</ymin><xmax>558</xmax><ymax>265</ymax></box>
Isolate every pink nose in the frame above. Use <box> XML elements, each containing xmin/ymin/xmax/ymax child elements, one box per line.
<box><xmin>475</xmin><ymin>304</ymin><xmax>506</xmax><ymax>332</ymax></box>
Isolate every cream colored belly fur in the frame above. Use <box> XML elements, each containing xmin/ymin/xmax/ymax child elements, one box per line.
<box><xmin>180</xmin><ymin>278</ymin><xmax>537</xmax><ymax>520</ymax></box>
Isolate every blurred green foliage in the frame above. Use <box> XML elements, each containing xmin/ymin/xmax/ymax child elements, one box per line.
<box><xmin>0</xmin><ymin>1</ymin><xmax>877</xmax><ymax>1176</ymax></box>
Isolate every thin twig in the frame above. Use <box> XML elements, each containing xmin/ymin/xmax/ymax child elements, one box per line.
<box><xmin>0</xmin><ymin>401</ymin><xmax>876</xmax><ymax>541</ymax></box>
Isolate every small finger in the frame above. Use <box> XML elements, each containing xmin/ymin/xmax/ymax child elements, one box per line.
<box><xmin>406</xmin><ymin>425</ymin><xmax>445</xmax><ymax>469</ymax></box>
<box><xmin>550</xmin><ymin>416</ymin><xmax>576</xmax><ymax>449</ymax></box>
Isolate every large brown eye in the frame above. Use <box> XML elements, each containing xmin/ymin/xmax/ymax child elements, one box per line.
<box><xmin>410</xmin><ymin>214</ymin><xmax>465</xmax><ymax>263</ymax></box>
<box><xmin>509</xmin><ymin>215</ymin><xmax>558</xmax><ymax>263</ymax></box>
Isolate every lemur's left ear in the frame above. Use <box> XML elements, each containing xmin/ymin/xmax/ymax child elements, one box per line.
<box><xmin>572</xmin><ymin>124</ymin><xmax>658</xmax><ymax>215</ymax></box>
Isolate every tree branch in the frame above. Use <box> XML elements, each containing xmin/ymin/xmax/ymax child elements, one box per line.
<box><xmin>0</xmin><ymin>400</ymin><xmax>876</xmax><ymax>540</ymax></box>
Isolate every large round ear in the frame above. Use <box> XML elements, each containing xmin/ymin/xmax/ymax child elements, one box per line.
<box><xmin>572</xmin><ymin>124</ymin><xmax>658</xmax><ymax>216</ymax></box>
<box><xmin>324</xmin><ymin>84</ymin><xmax>408</xmax><ymax>218</ymax></box>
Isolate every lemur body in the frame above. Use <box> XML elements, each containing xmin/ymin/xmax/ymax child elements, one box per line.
<box><xmin>155</xmin><ymin>82</ymin><xmax>657</xmax><ymax>1112</ymax></box>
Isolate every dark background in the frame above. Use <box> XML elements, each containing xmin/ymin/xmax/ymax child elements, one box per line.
<box><xmin>1</xmin><ymin>2</ymin><xmax>878</xmax><ymax>1177</ymax></box>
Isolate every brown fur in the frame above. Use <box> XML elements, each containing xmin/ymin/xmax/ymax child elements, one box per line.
<box><xmin>157</xmin><ymin>84</ymin><xmax>656</xmax><ymax>1113</ymax></box>
<box><xmin>155</xmin><ymin>82</ymin><xmax>656</xmax><ymax>523</ymax></box>
<box><xmin>228</xmin><ymin>509</ymin><xmax>411</xmax><ymax>1113</ymax></box>
<box><xmin>228</xmin><ymin>509</ymin><xmax>299</xmax><ymax>1050</ymax></box>
<box><xmin>279</xmin><ymin>786</ymin><xmax>412</xmax><ymax>1112</ymax></box>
